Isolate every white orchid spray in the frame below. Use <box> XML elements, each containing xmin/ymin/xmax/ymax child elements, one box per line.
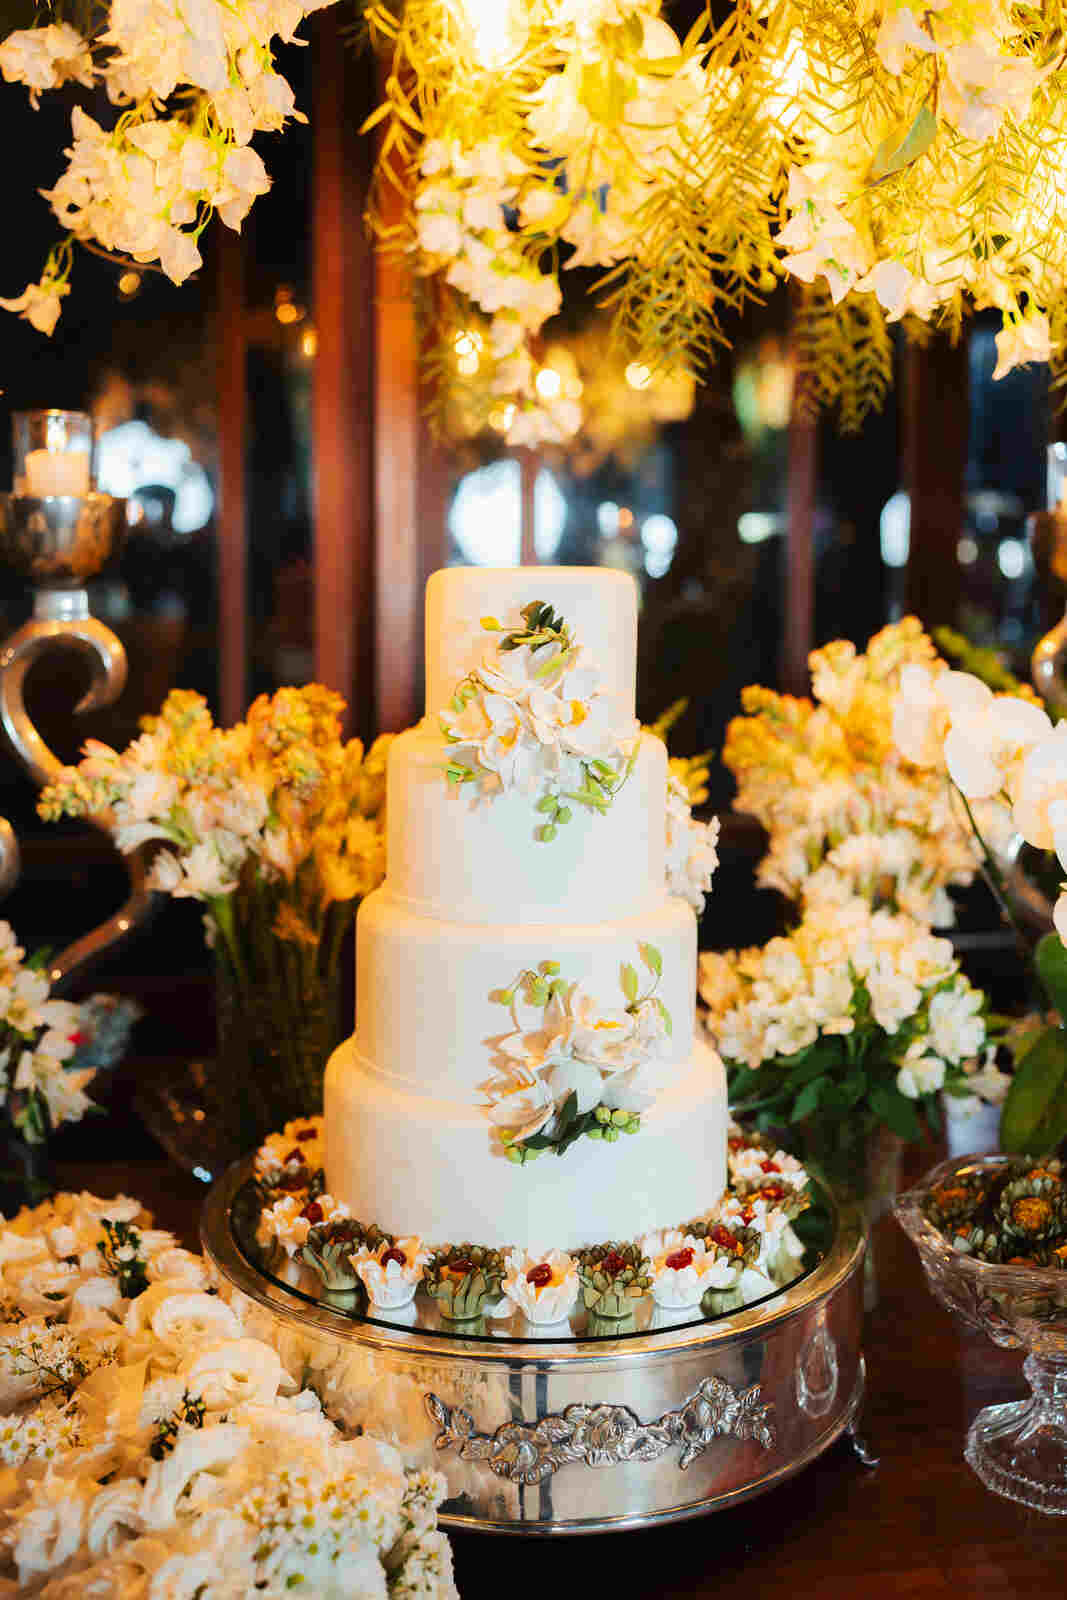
<box><xmin>885</xmin><ymin>652</ymin><xmax>1067</xmax><ymax>1156</ymax></box>
<box><xmin>484</xmin><ymin>945</ymin><xmax>671</xmax><ymax>1161</ymax></box>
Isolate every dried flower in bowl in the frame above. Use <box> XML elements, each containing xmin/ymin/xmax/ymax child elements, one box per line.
<box><xmin>424</xmin><ymin>1245</ymin><xmax>506</xmax><ymax>1320</ymax></box>
<box><xmin>501</xmin><ymin>1248</ymin><xmax>579</xmax><ymax>1325</ymax></box>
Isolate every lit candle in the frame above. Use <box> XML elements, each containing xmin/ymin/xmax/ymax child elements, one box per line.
<box><xmin>22</xmin><ymin>448</ymin><xmax>91</xmax><ymax>499</ymax></box>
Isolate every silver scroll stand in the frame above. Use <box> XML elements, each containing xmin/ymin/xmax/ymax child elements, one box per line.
<box><xmin>0</xmin><ymin>408</ymin><xmax>155</xmax><ymax>987</ymax></box>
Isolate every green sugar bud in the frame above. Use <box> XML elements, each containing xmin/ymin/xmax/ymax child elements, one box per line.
<box><xmin>604</xmin><ymin>1126</ymin><xmax>620</xmax><ymax>1143</ymax></box>
<box><xmin>587</xmin><ymin>1126</ymin><xmax>603</xmax><ymax>1140</ymax></box>
<box><xmin>541</xmin><ymin>961</ymin><xmax>561</xmax><ymax>975</ymax></box>
<box><xmin>506</xmin><ymin>1146</ymin><xmax>522</xmax><ymax>1164</ymax></box>
<box><xmin>556</xmin><ymin>806</ymin><xmax>572</xmax><ymax>823</ymax></box>
<box><xmin>536</xmin><ymin>795</ymin><xmax>557</xmax><ymax>813</ymax></box>
<box><xmin>540</xmin><ymin>824</ymin><xmax>558</xmax><ymax>842</ymax></box>
<box><xmin>595</xmin><ymin>1105</ymin><xmax>611</xmax><ymax>1125</ymax></box>
<box><xmin>611</xmin><ymin>1109</ymin><xmax>628</xmax><ymax>1127</ymax></box>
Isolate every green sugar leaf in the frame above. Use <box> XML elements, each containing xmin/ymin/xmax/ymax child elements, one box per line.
<box><xmin>639</xmin><ymin>943</ymin><xmax>662</xmax><ymax>978</ymax></box>
<box><xmin>621</xmin><ymin>963</ymin><xmax>639</xmax><ymax>1004</ymax></box>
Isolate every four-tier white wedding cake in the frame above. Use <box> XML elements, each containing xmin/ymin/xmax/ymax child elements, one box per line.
<box><xmin>324</xmin><ymin>566</ymin><xmax>727</xmax><ymax>1252</ymax></box>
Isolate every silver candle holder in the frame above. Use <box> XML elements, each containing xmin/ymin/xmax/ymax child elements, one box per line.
<box><xmin>0</xmin><ymin>409</ymin><xmax>153</xmax><ymax>988</ymax></box>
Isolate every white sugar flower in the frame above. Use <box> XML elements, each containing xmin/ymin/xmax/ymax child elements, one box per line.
<box><xmin>501</xmin><ymin>1248</ymin><xmax>579</xmax><ymax>1323</ymax></box>
<box><xmin>665</xmin><ymin>776</ymin><xmax>719</xmax><ymax>913</ymax></box>
<box><xmin>178</xmin><ymin>1337</ymin><xmax>289</xmax><ymax>1408</ymax></box>
<box><xmin>354</xmin><ymin>1236</ymin><xmax>430</xmax><ymax>1309</ymax></box>
<box><xmin>640</xmin><ymin>1230</ymin><xmax>735</xmax><ymax>1309</ymax></box>
<box><xmin>485</xmin><ymin>1073</ymin><xmax>556</xmax><ymax>1142</ymax></box>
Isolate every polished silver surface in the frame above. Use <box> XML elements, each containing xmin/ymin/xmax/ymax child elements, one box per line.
<box><xmin>426</xmin><ymin>1373</ymin><xmax>775</xmax><ymax>1482</ymax></box>
<box><xmin>0</xmin><ymin>490</ymin><xmax>156</xmax><ymax>987</ymax></box>
<box><xmin>0</xmin><ymin>491</ymin><xmax>130</xmax><ymax>585</ymax></box>
<box><xmin>203</xmin><ymin>1157</ymin><xmax>867</xmax><ymax>1532</ymax></box>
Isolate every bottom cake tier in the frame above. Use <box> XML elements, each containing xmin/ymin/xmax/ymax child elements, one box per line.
<box><xmin>323</xmin><ymin>1033</ymin><xmax>728</xmax><ymax>1251</ymax></box>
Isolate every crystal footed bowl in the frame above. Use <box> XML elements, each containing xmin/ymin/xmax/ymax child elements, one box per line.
<box><xmin>896</xmin><ymin>1153</ymin><xmax>1067</xmax><ymax>1515</ymax></box>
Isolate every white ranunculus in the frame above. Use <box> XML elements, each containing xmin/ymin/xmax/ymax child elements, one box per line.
<box><xmin>875</xmin><ymin>7</ymin><xmax>936</xmax><ymax>75</ymax></box>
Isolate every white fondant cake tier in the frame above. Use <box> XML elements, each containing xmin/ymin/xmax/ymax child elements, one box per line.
<box><xmin>324</xmin><ymin>1033</ymin><xmax>727</xmax><ymax>1250</ymax></box>
<box><xmin>384</xmin><ymin>728</ymin><xmax>667</xmax><ymax>925</ymax></box>
<box><xmin>353</xmin><ymin>888</ymin><xmax>697</xmax><ymax>1102</ymax></box>
<box><xmin>424</xmin><ymin>565</ymin><xmax>637</xmax><ymax>722</ymax></box>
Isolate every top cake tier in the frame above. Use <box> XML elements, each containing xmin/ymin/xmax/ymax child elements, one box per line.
<box><xmin>424</xmin><ymin>565</ymin><xmax>638</xmax><ymax>721</ymax></box>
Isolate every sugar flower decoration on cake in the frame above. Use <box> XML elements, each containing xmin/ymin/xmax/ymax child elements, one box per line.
<box><xmin>439</xmin><ymin>600</ymin><xmax>639</xmax><ymax>841</ymax></box>
<box><xmin>576</xmin><ymin>1242</ymin><xmax>653</xmax><ymax>1319</ymax></box>
<box><xmin>501</xmin><ymin>1247</ymin><xmax>580</xmax><ymax>1324</ymax></box>
<box><xmin>301</xmin><ymin>1219</ymin><xmax>392</xmax><ymax>1293</ymax></box>
<box><xmin>485</xmin><ymin>946</ymin><xmax>672</xmax><ymax>1161</ymax></box>
<box><xmin>256</xmin><ymin>1117</ymin><xmax>325</xmax><ymax>1187</ymax></box>
<box><xmin>424</xmin><ymin>1244</ymin><xmax>507</xmax><ymax>1320</ymax></box>
<box><xmin>354</xmin><ymin>1235</ymin><xmax>431</xmax><ymax>1309</ymax></box>
<box><xmin>639</xmin><ymin>1229</ymin><xmax>737</xmax><ymax>1310</ymax></box>
<box><xmin>259</xmin><ymin>1192</ymin><xmax>351</xmax><ymax>1260</ymax></box>
<box><xmin>665</xmin><ymin>774</ymin><xmax>720</xmax><ymax>913</ymax></box>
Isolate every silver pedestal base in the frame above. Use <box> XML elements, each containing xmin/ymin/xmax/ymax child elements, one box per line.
<box><xmin>203</xmin><ymin>1161</ymin><xmax>867</xmax><ymax>1534</ymax></box>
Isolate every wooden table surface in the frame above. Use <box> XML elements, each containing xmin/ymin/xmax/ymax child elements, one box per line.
<box><xmin>51</xmin><ymin>1144</ymin><xmax>1067</xmax><ymax>1600</ymax></box>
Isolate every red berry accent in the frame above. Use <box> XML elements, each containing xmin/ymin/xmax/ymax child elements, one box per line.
<box><xmin>284</xmin><ymin>1148</ymin><xmax>304</xmax><ymax>1165</ymax></box>
<box><xmin>728</xmin><ymin>1136</ymin><xmax>746</xmax><ymax>1151</ymax></box>
<box><xmin>68</xmin><ymin>1031</ymin><xmax>88</xmax><ymax>1046</ymax></box>
<box><xmin>710</xmin><ymin>1225</ymin><xmax>740</xmax><ymax>1254</ymax></box>
<box><xmin>295</xmin><ymin>1128</ymin><xmax>317</xmax><ymax>1141</ymax></box>
<box><xmin>526</xmin><ymin>1263</ymin><xmax>553</xmax><ymax>1287</ymax></box>
<box><xmin>760</xmin><ymin>1184</ymin><xmax>786</xmax><ymax>1204</ymax></box>
<box><xmin>760</xmin><ymin>1159</ymin><xmax>780</xmax><ymax>1174</ymax></box>
<box><xmin>380</xmin><ymin>1247</ymin><xmax>408</xmax><ymax>1268</ymax></box>
<box><xmin>332</xmin><ymin>1222</ymin><xmax>360</xmax><ymax>1242</ymax></box>
<box><xmin>300</xmin><ymin>1201</ymin><xmax>324</xmax><ymax>1224</ymax></box>
<box><xmin>450</xmin><ymin>1257</ymin><xmax>474</xmax><ymax>1275</ymax></box>
<box><xmin>741</xmin><ymin>1206</ymin><xmax>755</xmax><ymax>1225</ymax></box>
<box><xmin>600</xmin><ymin>1250</ymin><xmax>626</xmax><ymax>1276</ymax></box>
<box><xmin>665</xmin><ymin>1247</ymin><xmax>695</xmax><ymax>1271</ymax></box>
<box><xmin>276</xmin><ymin>1170</ymin><xmax>307</xmax><ymax>1192</ymax></box>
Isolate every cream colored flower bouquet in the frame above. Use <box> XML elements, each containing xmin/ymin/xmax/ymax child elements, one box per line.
<box><xmin>40</xmin><ymin>687</ymin><xmax>392</xmax><ymax>1150</ymax></box>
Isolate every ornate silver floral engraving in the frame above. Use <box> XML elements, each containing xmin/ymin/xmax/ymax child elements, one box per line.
<box><xmin>425</xmin><ymin>1375</ymin><xmax>775</xmax><ymax>1484</ymax></box>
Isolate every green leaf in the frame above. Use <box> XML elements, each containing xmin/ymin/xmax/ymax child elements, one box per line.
<box><xmin>869</xmin><ymin>1084</ymin><xmax>922</xmax><ymax>1143</ymax></box>
<box><xmin>1000</xmin><ymin>1024</ymin><xmax>1067</xmax><ymax>1154</ymax></box>
<box><xmin>783</xmin><ymin>1040</ymin><xmax>844</xmax><ymax>1087</ymax></box>
<box><xmin>791</xmin><ymin>1076</ymin><xmax>826</xmax><ymax>1122</ymax></box>
<box><xmin>654</xmin><ymin>996</ymin><xmax>673</xmax><ymax>1037</ymax></box>
<box><xmin>638</xmin><ymin>943</ymin><xmax>662</xmax><ymax>978</ymax></box>
<box><xmin>1036</xmin><ymin>933</ymin><xmax>1067</xmax><ymax>1022</ymax></box>
<box><xmin>620</xmin><ymin>964</ymin><xmax>639</xmax><ymax>1004</ymax></box>
<box><xmin>555</xmin><ymin>1091</ymin><xmax>578</xmax><ymax>1137</ymax></box>
<box><xmin>868</xmin><ymin>104</ymin><xmax>937</xmax><ymax>186</ymax></box>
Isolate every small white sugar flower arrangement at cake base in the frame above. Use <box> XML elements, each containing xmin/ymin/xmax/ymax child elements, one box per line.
<box><xmin>354</xmin><ymin>1236</ymin><xmax>431</xmax><ymax>1310</ymax></box>
<box><xmin>639</xmin><ymin>1229</ymin><xmax>739</xmax><ymax>1310</ymax></box>
<box><xmin>500</xmin><ymin>1248</ymin><xmax>580</xmax><ymax>1324</ymax></box>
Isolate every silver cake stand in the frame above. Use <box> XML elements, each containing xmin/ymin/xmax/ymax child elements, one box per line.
<box><xmin>203</xmin><ymin>1159</ymin><xmax>870</xmax><ymax>1534</ymax></box>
